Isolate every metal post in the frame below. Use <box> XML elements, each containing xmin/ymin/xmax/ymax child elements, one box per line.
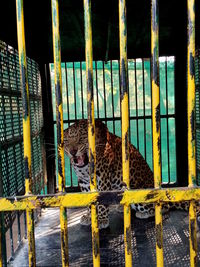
<box><xmin>84</xmin><ymin>0</ymin><xmax>100</xmax><ymax>266</ymax></box>
<box><xmin>51</xmin><ymin>0</ymin><xmax>69</xmax><ymax>266</ymax></box>
<box><xmin>187</xmin><ymin>0</ymin><xmax>197</xmax><ymax>266</ymax></box>
<box><xmin>16</xmin><ymin>0</ymin><xmax>36</xmax><ymax>266</ymax></box>
<box><xmin>119</xmin><ymin>0</ymin><xmax>132</xmax><ymax>266</ymax></box>
<box><xmin>151</xmin><ymin>0</ymin><xmax>164</xmax><ymax>266</ymax></box>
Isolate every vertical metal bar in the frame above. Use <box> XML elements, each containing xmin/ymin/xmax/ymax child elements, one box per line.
<box><xmin>165</xmin><ymin>57</ymin><xmax>171</xmax><ymax>183</ymax></box>
<box><xmin>102</xmin><ymin>61</ymin><xmax>107</xmax><ymax>124</ymax></box>
<box><xmin>17</xmin><ymin>212</ymin><xmax>22</xmax><ymax>244</ymax></box>
<box><xmin>65</xmin><ymin>63</ymin><xmax>73</xmax><ymax>188</ymax></box>
<box><xmin>16</xmin><ymin>1</ymin><xmax>36</xmax><ymax>266</ymax></box>
<box><xmin>0</xmin><ymin>214</ymin><xmax>6</xmax><ymax>267</ymax></box>
<box><xmin>0</xmin><ymin>146</ymin><xmax>6</xmax><ymax>267</ymax></box>
<box><xmin>95</xmin><ymin>61</ymin><xmax>100</xmax><ymax>119</ymax></box>
<box><xmin>0</xmin><ymin>218</ymin><xmax>3</xmax><ymax>267</ymax></box>
<box><xmin>187</xmin><ymin>0</ymin><xmax>196</xmax><ymax>188</ymax></box>
<box><xmin>134</xmin><ymin>59</ymin><xmax>139</xmax><ymax>149</ymax></box>
<box><xmin>9</xmin><ymin>220</ymin><xmax>14</xmax><ymax>260</ymax></box>
<box><xmin>84</xmin><ymin>0</ymin><xmax>100</xmax><ymax>266</ymax></box>
<box><xmin>51</xmin><ymin>1</ymin><xmax>69</xmax><ymax>266</ymax></box>
<box><xmin>187</xmin><ymin>0</ymin><xmax>197</xmax><ymax>266</ymax></box>
<box><xmin>24</xmin><ymin>211</ymin><xmax>27</xmax><ymax>239</ymax></box>
<box><xmin>73</xmin><ymin>62</ymin><xmax>77</xmax><ymax>120</ymax></box>
<box><xmin>142</xmin><ymin>59</ymin><xmax>147</xmax><ymax>160</ymax></box>
<box><xmin>119</xmin><ymin>1</ymin><xmax>132</xmax><ymax>266</ymax></box>
<box><xmin>80</xmin><ymin>62</ymin><xmax>84</xmax><ymax>118</ymax></box>
<box><xmin>51</xmin><ymin>0</ymin><xmax>65</xmax><ymax>193</ymax></box>
<box><xmin>127</xmin><ymin>63</ymin><xmax>131</xmax><ymax>141</ymax></box>
<box><xmin>151</xmin><ymin>0</ymin><xmax>164</xmax><ymax>266</ymax></box>
<box><xmin>110</xmin><ymin>61</ymin><xmax>115</xmax><ymax>133</ymax></box>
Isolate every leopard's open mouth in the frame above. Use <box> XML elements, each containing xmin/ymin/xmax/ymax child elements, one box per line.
<box><xmin>72</xmin><ymin>153</ymin><xmax>88</xmax><ymax>168</ymax></box>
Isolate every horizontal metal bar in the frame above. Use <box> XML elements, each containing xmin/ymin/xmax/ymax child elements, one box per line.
<box><xmin>1</xmin><ymin>187</ymin><xmax>200</xmax><ymax>211</ymax></box>
<box><xmin>0</xmin><ymin>87</ymin><xmax>42</xmax><ymax>100</ymax></box>
<box><xmin>1</xmin><ymin>131</ymin><xmax>44</xmax><ymax>149</ymax></box>
<box><xmin>56</xmin><ymin>114</ymin><xmax>176</xmax><ymax>125</ymax></box>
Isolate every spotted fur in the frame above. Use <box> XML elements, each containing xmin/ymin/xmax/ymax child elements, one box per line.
<box><xmin>64</xmin><ymin>119</ymin><xmax>190</xmax><ymax>229</ymax></box>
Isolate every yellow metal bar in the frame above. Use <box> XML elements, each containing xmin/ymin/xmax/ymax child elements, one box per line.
<box><xmin>16</xmin><ymin>0</ymin><xmax>32</xmax><ymax>196</ymax></box>
<box><xmin>84</xmin><ymin>0</ymin><xmax>100</xmax><ymax>266</ymax></box>
<box><xmin>16</xmin><ymin>1</ymin><xmax>36</xmax><ymax>266</ymax></box>
<box><xmin>26</xmin><ymin>209</ymin><xmax>35</xmax><ymax>266</ymax></box>
<box><xmin>51</xmin><ymin>1</ymin><xmax>68</xmax><ymax>266</ymax></box>
<box><xmin>119</xmin><ymin>0</ymin><xmax>132</xmax><ymax>266</ymax></box>
<box><xmin>155</xmin><ymin>204</ymin><xmax>164</xmax><ymax>267</ymax></box>
<box><xmin>151</xmin><ymin>0</ymin><xmax>161</xmax><ymax>189</ymax></box>
<box><xmin>187</xmin><ymin>0</ymin><xmax>196</xmax><ymax>188</ymax></box>
<box><xmin>187</xmin><ymin>0</ymin><xmax>197</xmax><ymax>266</ymax></box>
<box><xmin>60</xmin><ymin>206</ymin><xmax>69</xmax><ymax>267</ymax></box>
<box><xmin>0</xmin><ymin>221</ymin><xmax>2</xmax><ymax>267</ymax></box>
<box><xmin>189</xmin><ymin>201</ymin><xmax>197</xmax><ymax>267</ymax></box>
<box><xmin>151</xmin><ymin>0</ymin><xmax>164</xmax><ymax>266</ymax></box>
<box><xmin>51</xmin><ymin>0</ymin><xmax>65</xmax><ymax>193</ymax></box>
<box><xmin>2</xmin><ymin>187</ymin><xmax>200</xmax><ymax>210</ymax></box>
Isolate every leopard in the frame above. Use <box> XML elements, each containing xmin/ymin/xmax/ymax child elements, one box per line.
<box><xmin>64</xmin><ymin>119</ymin><xmax>190</xmax><ymax>229</ymax></box>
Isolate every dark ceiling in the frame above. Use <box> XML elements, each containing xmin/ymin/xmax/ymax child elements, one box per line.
<box><xmin>0</xmin><ymin>0</ymin><xmax>200</xmax><ymax>63</ymax></box>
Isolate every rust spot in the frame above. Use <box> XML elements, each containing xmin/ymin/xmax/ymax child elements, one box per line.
<box><xmin>156</xmin><ymin>222</ymin><xmax>162</xmax><ymax>249</ymax></box>
<box><xmin>126</xmin><ymin>225</ymin><xmax>132</xmax><ymax>254</ymax></box>
<box><xmin>190</xmin><ymin>219</ymin><xmax>197</xmax><ymax>252</ymax></box>
<box><xmin>89</xmin><ymin>148</ymin><xmax>95</xmax><ymax>185</ymax></box>
<box><xmin>58</xmin><ymin>153</ymin><xmax>63</xmax><ymax>180</ymax></box>
<box><xmin>120</xmin><ymin>58</ymin><xmax>128</xmax><ymax>101</ymax></box>
<box><xmin>92</xmin><ymin>231</ymin><xmax>100</xmax><ymax>258</ymax></box>
<box><xmin>152</xmin><ymin>0</ymin><xmax>158</xmax><ymax>33</ymax></box>
<box><xmin>125</xmin><ymin>132</ymin><xmax>129</xmax><ymax>161</ymax></box>
<box><xmin>55</xmin><ymin>81</ymin><xmax>62</xmax><ymax>106</ymax></box>
<box><xmin>24</xmin><ymin>156</ymin><xmax>31</xmax><ymax>180</ymax></box>
<box><xmin>91</xmin><ymin>125</ymin><xmax>95</xmax><ymax>136</ymax></box>
<box><xmin>87</xmin><ymin>69</ymin><xmax>93</xmax><ymax>99</ymax></box>
<box><xmin>21</xmin><ymin>65</ymin><xmax>29</xmax><ymax>119</ymax></box>
<box><xmin>56</xmin><ymin>109</ymin><xmax>62</xmax><ymax>145</ymax></box>
<box><xmin>145</xmin><ymin>191</ymin><xmax>158</xmax><ymax>201</ymax></box>
<box><xmin>152</xmin><ymin>48</ymin><xmax>159</xmax><ymax>87</ymax></box>
<box><xmin>155</xmin><ymin>104</ymin><xmax>160</xmax><ymax>132</ymax></box>
<box><xmin>190</xmin><ymin>110</ymin><xmax>195</xmax><ymax>142</ymax></box>
<box><xmin>189</xmin><ymin>52</ymin><xmax>195</xmax><ymax>79</ymax></box>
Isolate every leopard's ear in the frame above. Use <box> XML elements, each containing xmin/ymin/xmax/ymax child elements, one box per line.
<box><xmin>94</xmin><ymin>119</ymin><xmax>108</xmax><ymax>143</ymax></box>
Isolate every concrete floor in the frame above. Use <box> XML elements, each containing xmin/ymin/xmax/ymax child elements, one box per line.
<box><xmin>8</xmin><ymin>207</ymin><xmax>200</xmax><ymax>267</ymax></box>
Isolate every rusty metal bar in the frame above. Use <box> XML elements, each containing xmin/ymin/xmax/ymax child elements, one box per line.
<box><xmin>2</xmin><ymin>187</ymin><xmax>200</xmax><ymax>210</ymax></box>
<box><xmin>119</xmin><ymin>0</ymin><xmax>132</xmax><ymax>266</ymax></box>
<box><xmin>16</xmin><ymin>0</ymin><xmax>36</xmax><ymax>266</ymax></box>
<box><xmin>187</xmin><ymin>0</ymin><xmax>197</xmax><ymax>266</ymax></box>
<box><xmin>51</xmin><ymin>0</ymin><xmax>69</xmax><ymax>266</ymax></box>
<box><xmin>84</xmin><ymin>0</ymin><xmax>100</xmax><ymax>266</ymax></box>
<box><xmin>151</xmin><ymin>0</ymin><xmax>164</xmax><ymax>266</ymax></box>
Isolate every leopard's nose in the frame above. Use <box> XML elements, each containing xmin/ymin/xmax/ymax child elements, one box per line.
<box><xmin>70</xmin><ymin>149</ymin><xmax>77</xmax><ymax>156</ymax></box>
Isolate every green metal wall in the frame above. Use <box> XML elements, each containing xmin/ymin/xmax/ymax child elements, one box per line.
<box><xmin>50</xmin><ymin>56</ymin><xmax>176</xmax><ymax>187</ymax></box>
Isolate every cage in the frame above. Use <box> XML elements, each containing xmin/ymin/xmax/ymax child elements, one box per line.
<box><xmin>0</xmin><ymin>0</ymin><xmax>200</xmax><ymax>266</ymax></box>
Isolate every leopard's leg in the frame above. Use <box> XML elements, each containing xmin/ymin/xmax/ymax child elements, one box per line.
<box><xmin>78</xmin><ymin>179</ymin><xmax>91</xmax><ymax>226</ymax></box>
<box><xmin>96</xmin><ymin>171</ymin><xmax>111</xmax><ymax>229</ymax></box>
<box><xmin>97</xmin><ymin>205</ymin><xmax>109</xmax><ymax>229</ymax></box>
<box><xmin>131</xmin><ymin>203</ymin><xmax>169</xmax><ymax>219</ymax></box>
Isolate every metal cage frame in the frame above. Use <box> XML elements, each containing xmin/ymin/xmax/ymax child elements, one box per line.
<box><xmin>0</xmin><ymin>0</ymin><xmax>199</xmax><ymax>266</ymax></box>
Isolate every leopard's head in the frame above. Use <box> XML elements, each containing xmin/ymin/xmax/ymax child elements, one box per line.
<box><xmin>64</xmin><ymin>119</ymin><xmax>108</xmax><ymax>168</ymax></box>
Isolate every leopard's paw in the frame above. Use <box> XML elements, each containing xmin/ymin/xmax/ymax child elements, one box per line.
<box><xmin>136</xmin><ymin>211</ymin><xmax>154</xmax><ymax>219</ymax></box>
<box><xmin>99</xmin><ymin>218</ymin><xmax>109</xmax><ymax>229</ymax></box>
<box><xmin>80</xmin><ymin>214</ymin><xmax>91</xmax><ymax>226</ymax></box>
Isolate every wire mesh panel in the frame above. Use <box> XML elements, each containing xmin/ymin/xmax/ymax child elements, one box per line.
<box><xmin>50</xmin><ymin>57</ymin><xmax>176</xmax><ymax>188</ymax></box>
<box><xmin>0</xmin><ymin>40</ymin><xmax>45</xmax><ymax>262</ymax></box>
